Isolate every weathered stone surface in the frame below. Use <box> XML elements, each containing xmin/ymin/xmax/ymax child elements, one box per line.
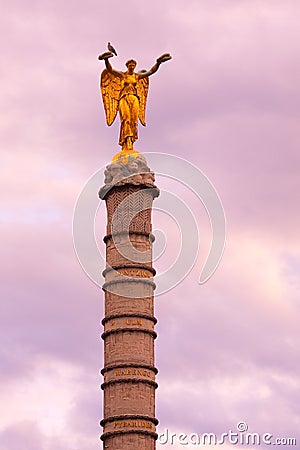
<box><xmin>100</xmin><ymin>162</ymin><xmax>159</xmax><ymax>449</ymax></box>
<box><xmin>99</xmin><ymin>154</ymin><xmax>159</xmax><ymax>200</ymax></box>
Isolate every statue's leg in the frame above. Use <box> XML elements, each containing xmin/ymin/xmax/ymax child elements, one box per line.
<box><xmin>130</xmin><ymin>96</ymin><xmax>139</xmax><ymax>144</ymax></box>
<box><xmin>119</xmin><ymin>97</ymin><xmax>133</xmax><ymax>149</ymax></box>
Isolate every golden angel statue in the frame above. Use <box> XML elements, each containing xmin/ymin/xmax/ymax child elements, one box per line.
<box><xmin>98</xmin><ymin>50</ymin><xmax>172</xmax><ymax>154</ymax></box>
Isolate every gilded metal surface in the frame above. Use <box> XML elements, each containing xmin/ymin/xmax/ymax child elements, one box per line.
<box><xmin>111</xmin><ymin>148</ymin><xmax>141</xmax><ymax>164</ymax></box>
<box><xmin>98</xmin><ymin>50</ymin><xmax>172</xmax><ymax>160</ymax></box>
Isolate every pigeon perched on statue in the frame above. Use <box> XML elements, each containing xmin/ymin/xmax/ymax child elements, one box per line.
<box><xmin>107</xmin><ymin>42</ymin><xmax>117</xmax><ymax>56</ymax></box>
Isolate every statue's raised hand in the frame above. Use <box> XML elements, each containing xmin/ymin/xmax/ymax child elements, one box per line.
<box><xmin>156</xmin><ymin>53</ymin><xmax>172</xmax><ymax>65</ymax></box>
<box><xmin>98</xmin><ymin>51</ymin><xmax>114</xmax><ymax>60</ymax></box>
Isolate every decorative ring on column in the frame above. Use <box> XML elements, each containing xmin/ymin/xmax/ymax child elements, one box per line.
<box><xmin>101</xmin><ymin>378</ymin><xmax>158</xmax><ymax>389</ymax></box>
<box><xmin>104</xmin><ymin>231</ymin><xmax>156</xmax><ymax>243</ymax></box>
<box><xmin>102</xmin><ymin>278</ymin><xmax>156</xmax><ymax>291</ymax></box>
<box><xmin>101</xmin><ymin>327</ymin><xmax>157</xmax><ymax>340</ymax></box>
<box><xmin>101</xmin><ymin>313</ymin><xmax>157</xmax><ymax>325</ymax></box>
<box><xmin>102</xmin><ymin>265</ymin><xmax>156</xmax><ymax>277</ymax></box>
<box><xmin>101</xmin><ymin>363</ymin><xmax>158</xmax><ymax>375</ymax></box>
<box><xmin>100</xmin><ymin>429</ymin><xmax>158</xmax><ymax>441</ymax></box>
<box><xmin>100</xmin><ymin>414</ymin><xmax>159</xmax><ymax>427</ymax></box>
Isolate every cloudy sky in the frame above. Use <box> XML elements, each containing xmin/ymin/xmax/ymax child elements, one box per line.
<box><xmin>1</xmin><ymin>0</ymin><xmax>299</xmax><ymax>448</ymax></box>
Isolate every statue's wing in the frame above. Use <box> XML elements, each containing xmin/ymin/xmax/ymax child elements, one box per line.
<box><xmin>137</xmin><ymin>71</ymin><xmax>149</xmax><ymax>126</ymax></box>
<box><xmin>100</xmin><ymin>69</ymin><xmax>122</xmax><ymax>126</ymax></box>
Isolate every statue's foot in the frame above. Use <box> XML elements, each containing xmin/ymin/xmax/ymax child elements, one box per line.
<box><xmin>122</xmin><ymin>137</ymin><xmax>134</xmax><ymax>151</ymax></box>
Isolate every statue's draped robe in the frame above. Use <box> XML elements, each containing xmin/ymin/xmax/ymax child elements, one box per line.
<box><xmin>118</xmin><ymin>74</ymin><xmax>139</xmax><ymax>146</ymax></box>
<box><xmin>101</xmin><ymin>69</ymin><xmax>148</xmax><ymax>150</ymax></box>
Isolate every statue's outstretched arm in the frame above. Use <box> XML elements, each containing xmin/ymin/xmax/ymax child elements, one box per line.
<box><xmin>138</xmin><ymin>53</ymin><xmax>172</xmax><ymax>79</ymax></box>
<box><xmin>98</xmin><ymin>51</ymin><xmax>122</xmax><ymax>78</ymax></box>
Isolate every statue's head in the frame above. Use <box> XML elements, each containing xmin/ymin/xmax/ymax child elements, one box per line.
<box><xmin>125</xmin><ymin>59</ymin><xmax>137</xmax><ymax>72</ymax></box>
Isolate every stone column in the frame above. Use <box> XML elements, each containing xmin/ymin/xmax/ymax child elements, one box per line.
<box><xmin>99</xmin><ymin>157</ymin><xmax>159</xmax><ymax>450</ymax></box>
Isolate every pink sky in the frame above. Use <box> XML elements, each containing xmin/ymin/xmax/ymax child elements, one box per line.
<box><xmin>1</xmin><ymin>0</ymin><xmax>300</xmax><ymax>448</ymax></box>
